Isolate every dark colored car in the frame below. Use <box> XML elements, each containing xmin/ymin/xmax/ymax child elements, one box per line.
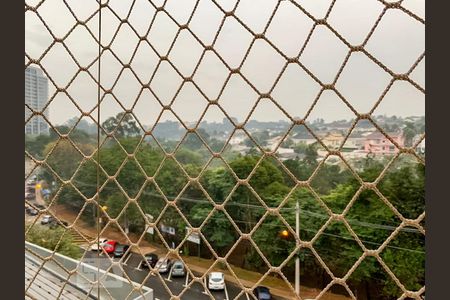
<box><xmin>49</xmin><ymin>219</ymin><xmax>69</xmax><ymax>229</ymax></box>
<box><xmin>140</xmin><ymin>253</ymin><xmax>159</xmax><ymax>269</ymax></box>
<box><xmin>25</xmin><ymin>207</ymin><xmax>38</xmax><ymax>216</ymax></box>
<box><xmin>35</xmin><ymin>204</ymin><xmax>46</xmax><ymax>210</ymax></box>
<box><xmin>253</xmin><ymin>286</ymin><xmax>272</xmax><ymax>300</ymax></box>
<box><xmin>113</xmin><ymin>244</ymin><xmax>130</xmax><ymax>258</ymax></box>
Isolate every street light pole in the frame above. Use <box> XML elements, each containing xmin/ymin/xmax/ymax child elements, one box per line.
<box><xmin>295</xmin><ymin>199</ymin><xmax>300</xmax><ymax>297</ymax></box>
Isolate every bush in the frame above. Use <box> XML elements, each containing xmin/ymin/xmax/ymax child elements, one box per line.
<box><xmin>25</xmin><ymin>224</ymin><xmax>82</xmax><ymax>259</ymax></box>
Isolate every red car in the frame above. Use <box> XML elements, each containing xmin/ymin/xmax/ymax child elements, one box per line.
<box><xmin>102</xmin><ymin>240</ymin><xmax>117</xmax><ymax>254</ymax></box>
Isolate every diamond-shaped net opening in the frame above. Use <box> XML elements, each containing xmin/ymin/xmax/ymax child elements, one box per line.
<box><xmin>25</xmin><ymin>0</ymin><xmax>425</xmax><ymax>299</ymax></box>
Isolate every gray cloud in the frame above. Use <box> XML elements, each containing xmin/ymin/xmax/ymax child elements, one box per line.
<box><xmin>25</xmin><ymin>0</ymin><xmax>425</xmax><ymax>126</ymax></box>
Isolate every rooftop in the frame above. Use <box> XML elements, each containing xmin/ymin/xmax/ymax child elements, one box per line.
<box><xmin>25</xmin><ymin>257</ymin><xmax>92</xmax><ymax>300</ymax></box>
<box><xmin>365</xmin><ymin>131</ymin><xmax>402</xmax><ymax>139</ymax></box>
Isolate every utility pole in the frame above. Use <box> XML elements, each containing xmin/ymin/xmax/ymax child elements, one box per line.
<box><xmin>295</xmin><ymin>199</ymin><xmax>300</xmax><ymax>297</ymax></box>
<box><xmin>124</xmin><ymin>209</ymin><xmax>129</xmax><ymax>234</ymax></box>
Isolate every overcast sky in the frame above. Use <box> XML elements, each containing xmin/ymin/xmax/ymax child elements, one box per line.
<box><xmin>25</xmin><ymin>0</ymin><xmax>425</xmax><ymax>126</ymax></box>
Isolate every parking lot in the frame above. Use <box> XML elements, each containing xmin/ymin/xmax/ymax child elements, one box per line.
<box><xmin>81</xmin><ymin>250</ymin><xmax>278</xmax><ymax>300</ymax></box>
<box><xmin>25</xmin><ymin>208</ymin><xmax>285</xmax><ymax>300</ymax></box>
<box><xmin>24</xmin><ymin>184</ymin><xmax>283</xmax><ymax>300</ymax></box>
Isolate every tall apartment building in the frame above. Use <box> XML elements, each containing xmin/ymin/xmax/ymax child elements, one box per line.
<box><xmin>25</xmin><ymin>66</ymin><xmax>49</xmax><ymax>135</ymax></box>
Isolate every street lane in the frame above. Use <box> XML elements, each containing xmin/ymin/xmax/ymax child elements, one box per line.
<box><xmin>83</xmin><ymin>251</ymin><xmax>223</xmax><ymax>300</ymax></box>
<box><xmin>81</xmin><ymin>251</ymin><xmax>281</xmax><ymax>300</ymax></box>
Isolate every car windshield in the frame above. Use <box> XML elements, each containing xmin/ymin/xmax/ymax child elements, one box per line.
<box><xmin>257</xmin><ymin>287</ymin><xmax>271</xmax><ymax>299</ymax></box>
<box><xmin>211</xmin><ymin>277</ymin><xmax>222</xmax><ymax>283</ymax></box>
<box><xmin>174</xmin><ymin>264</ymin><xmax>183</xmax><ymax>269</ymax></box>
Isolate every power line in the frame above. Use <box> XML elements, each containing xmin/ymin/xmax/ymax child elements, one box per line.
<box><xmin>65</xmin><ymin>180</ymin><xmax>424</xmax><ymax>254</ymax></box>
<box><xmin>202</xmin><ymin>215</ymin><xmax>424</xmax><ymax>255</ymax></box>
<box><xmin>68</xmin><ymin>179</ymin><xmax>421</xmax><ymax>234</ymax></box>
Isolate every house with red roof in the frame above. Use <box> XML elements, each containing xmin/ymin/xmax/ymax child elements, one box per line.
<box><xmin>363</xmin><ymin>131</ymin><xmax>404</xmax><ymax>154</ymax></box>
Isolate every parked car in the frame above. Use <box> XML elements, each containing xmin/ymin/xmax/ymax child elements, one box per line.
<box><xmin>103</xmin><ymin>240</ymin><xmax>118</xmax><ymax>254</ymax></box>
<box><xmin>253</xmin><ymin>286</ymin><xmax>272</xmax><ymax>300</ymax></box>
<box><xmin>208</xmin><ymin>272</ymin><xmax>225</xmax><ymax>291</ymax></box>
<box><xmin>25</xmin><ymin>192</ymin><xmax>34</xmax><ymax>200</ymax></box>
<box><xmin>90</xmin><ymin>238</ymin><xmax>108</xmax><ymax>251</ymax></box>
<box><xmin>113</xmin><ymin>244</ymin><xmax>130</xmax><ymax>258</ymax></box>
<box><xmin>140</xmin><ymin>253</ymin><xmax>159</xmax><ymax>269</ymax></box>
<box><xmin>25</xmin><ymin>207</ymin><xmax>38</xmax><ymax>216</ymax></box>
<box><xmin>35</xmin><ymin>204</ymin><xmax>46</xmax><ymax>210</ymax></box>
<box><xmin>171</xmin><ymin>260</ymin><xmax>186</xmax><ymax>277</ymax></box>
<box><xmin>40</xmin><ymin>215</ymin><xmax>55</xmax><ymax>225</ymax></box>
<box><xmin>49</xmin><ymin>219</ymin><xmax>69</xmax><ymax>229</ymax></box>
<box><xmin>155</xmin><ymin>258</ymin><xmax>172</xmax><ymax>273</ymax></box>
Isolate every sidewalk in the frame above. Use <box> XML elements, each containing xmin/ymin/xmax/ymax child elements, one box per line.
<box><xmin>49</xmin><ymin>204</ymin><xmax>350</xmax><ymax>300</ymax></box>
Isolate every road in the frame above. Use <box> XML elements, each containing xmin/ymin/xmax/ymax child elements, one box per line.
<box><xmin>25</xmin><ymin>185</ymin><xmax>285</xmax><ymax>300</ymax></box>
<box><xmin>82</xmin><ymin>251</ymin><xmax>283</xmax><ymax>300</ymax></box>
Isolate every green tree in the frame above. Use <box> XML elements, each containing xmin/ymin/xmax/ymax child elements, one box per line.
<box><xmin>311</xmin><ymin>164</ymin><xmax>352</xmax><ymax>195</ymax></box>
<box><xmin>25</xmin><ymin>134</ymin><xmax>55</xmax><ymax>159</ymax></box>
<box><xmin>250</xmin><ymin>215</ymin><xmax>295</xmax><ymax>267</ymax></box>
<box><xmin>379</xmin><ymin>164</ymin><xmax>425</xmax><ymax>220</ymax></box>
<box><xmin>402</xmin><ymin>121</ymin><xmax>418</xmax><ymax>147</ymax></box>
<box><xmin>194</xmin><ymin>208</ymin><xmax>237</xmax><ymax>256</ymax></box>
<box><xmin>200</xmin><ymin>167</ymin><xmax>235</xmax><ymax>203</ymax></box>
<box><xmin>26</xmin><ymin>225</ymin><xmax>82</xmax><ymax>259</ymax></box>
<box><xmin>184</xmin><ymin>129</ymin><xmax>210</xmax><ymax>150</ymax></box>
<box><xmin>293</xmin><ymin>142</ymin><xmax>308</xmax><ymax>155</ymax></box>
<box><xmin>304</xmin><ymin>143</ymin><xmax>319</xmax><ymax>166</ymax></box>
<box><xmin>283</xmin><ymin>159</ymin><xmax>314</xmax><ymax>181</ymax></box>
<box><xmin>102</xmin><ymin>112</ymin><xmax>141</xmax><ymax>137</ymax></box>
<box><xmin>283</xmin><ymin>138</ymin><xmax>294</xmax><ymax>148</ymax></box>
<box><xmin>43</xmin><ymin>140</ymin><xmax>95</xmax><ymax>181</ymax></box>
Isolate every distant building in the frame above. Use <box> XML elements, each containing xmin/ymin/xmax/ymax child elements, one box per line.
<box><xmin>276</xmin><ymin>147</ymin><xmax>307</xmax><ymax>161</ymax></box>
<box><xmin>363</xmin><ymin>131</ymin><xmax>404</xmax><ymax>154</ymax></box>
<box><xmin>266</xmin><ymin>135</ymin><xmax>284</xmax><ymax>151</ymax></box>
<box><xmin>417</xmin><ymin>138</ymin><xmax>425</xmax><ymax>154</ymax></box>
<box><xmin>231</xmin><ymin>144</ymin><xmax>250</xmax><ymax>155</ymax></box>
<box><xmin>341</xmin><ymin>150</ymin><xmax>370</xmax><ymax>160</ymax></box>
<box><xmin>321</xmin><ymin>132</ymin><xmax>345</xmax><ymax>149</ymax></box>
<box><xmin>413</xmin><ymin>135</ymin><xmax>425</xmax><ymax>154</ymax></box>
<box><xmin>344</xmin><ymin>132</ymin><xmax>366</xmax><ymax>151</ymax></box>
<box><xmin>25</xmin><ymin>66</ymin><xmax>49</xmax><ymax>135</ymax></box>
<box><xmin>229</xmin><ymin>134</ymin><xmax>246</xmax><ymax>145</ymax></box>
<box><xmin>292</xmin><ymin>132</ymin><xmax>317</xmax><ymax>145</ymax></box>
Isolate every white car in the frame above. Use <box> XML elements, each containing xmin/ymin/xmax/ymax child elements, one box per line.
<box><xmin>208</xmin><ymin>272</ymin><xmax>225</xmax><ymax>291</ymax></box>
<box><xmin>155</xmin><ymin>258</ymin><xmax>172</xmax><ymax>273</ymax></box>
<box><xmin>40</xmin><ymin>215</ymin><xmax>53</xmax><ymax>225</ymax></box>
<box><xmin>89</xmin><ymin>238</ymin><xmax>108</xmax><ymax>251</ymax></box>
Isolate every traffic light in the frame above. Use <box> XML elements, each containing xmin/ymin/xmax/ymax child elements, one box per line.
<box><xmin>280</xmin><ymin>229</ymin><xmax>290</xmax><ymax>239</ymax></box>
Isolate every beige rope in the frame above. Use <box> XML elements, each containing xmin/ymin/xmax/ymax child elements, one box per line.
<box><xmin>25</xmin><ymin>0</ymin><xmax>425</xmax><ymax>299</ymax></box>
